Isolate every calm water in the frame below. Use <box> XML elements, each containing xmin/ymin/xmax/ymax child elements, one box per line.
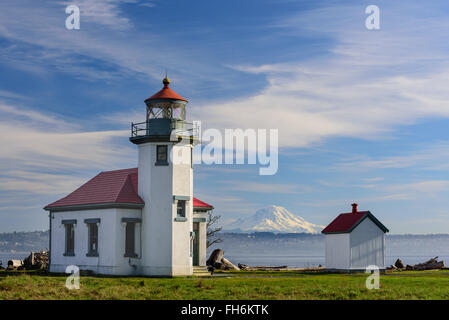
<box><xmin>0</xmin><ymin>252</ymin><xmax>29</xmax><ymax>268</ymax></box>
<box><xmin>208</xmin><ymin>234</ymin><xmax>449</xmax><ymax>268</ymax></box>
<box><xmin>217</xmin><ymin>253</ymin><xmax>449</xmax><ymax>268</ymax></box>
<box><xmin>3</xmin><ymin>235</ymin><xmax>449</xmax><ymax>269</ymax></box>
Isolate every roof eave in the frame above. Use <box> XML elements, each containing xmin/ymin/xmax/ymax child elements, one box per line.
<box><xmin>44</xmin><ymin>202</ymin><xmax>144</xmax><ymax>212</ymax></box>
<box><xmin>193</xmin><ymin>206</ymin><xmax>214</xmax><ymax>211</ymax></box>
<box><xmin>144</xmin><ymin>97</ymin><xmax>188</xmax><ymax>103</ymax></box>
<box><xmin>322</xmin><ymin>231</ymin><xmax>350</xmax><ymax>234</ymax></box>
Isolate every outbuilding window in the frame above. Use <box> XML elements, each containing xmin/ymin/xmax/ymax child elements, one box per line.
<box><xmin>156</xmin><ymin>145</ymin><xmax>168</xmax><ymax>165</ymax></box>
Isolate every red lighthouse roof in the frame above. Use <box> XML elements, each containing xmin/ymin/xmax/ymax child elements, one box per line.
<box><xmin>321</xmin><ymin>203</ymin><xmax>389</xmax><ymax>234</ymax></box>
<box><xmin>144</xmin><ymin>77</ymin><xmax>188</xmax><ymax>103</ymax></box>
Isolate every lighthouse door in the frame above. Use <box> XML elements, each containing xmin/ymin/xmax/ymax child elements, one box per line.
<box><xmin>193</xmin><ymin>222</ymin><xmax>200</xmax><ymax>266</ymax></box>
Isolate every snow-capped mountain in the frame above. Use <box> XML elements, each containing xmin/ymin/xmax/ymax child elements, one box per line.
<box><xmin>223</xmin><ymin>205</ymin><xmax>325</xmax><ymax>234</ymax></box>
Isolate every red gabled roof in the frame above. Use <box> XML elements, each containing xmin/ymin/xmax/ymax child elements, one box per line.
<box><xmin>45</xmin><ymin>168</ymin><xmax>143</xmax><ymax>209</ymax></box>
<box><xmin>193</xmin><ymin>198</ymin><xmax>214</xmax><ymax>209</ymax></box>
<box><xmin>321</xmin><ymin>211</ymin><xmax>389</xmax><ymax>234</ymax></box>
<box><xmin>45</xmin><ymin>168</ymin><xmax>212</xmax><ymax>211</ymax></box>
<box><xmin>144</xmin><ymin>78</ymin><xmax>187</xmax><ymax>103</ymax></box>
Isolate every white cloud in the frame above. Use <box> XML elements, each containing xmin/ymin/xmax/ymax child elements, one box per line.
<box><xmin>0</xmin><ymin>0</ymin><xmax>222</xmax><ymax>85</ymax></box>
<box><xmin>0</xmin><ymin>101</ymin><xmax>135</xmax><ymax>196</ymax></box>
<box><xmin>220</xmin><ymin>181</ymin><xmax>311</xmax><ymax>194</ymax></box>
<box><xmin>337</xmin><ymin>141</ymin><xmax>449</xmax><ymax>171</ymax></box>
<box><xmin>385</xmin><ymin>180</ymin><xmax>449</xmax><ymax>195</ymax></box>
<box><xmin>191</xmin><ymin>4</ymin><xmax>449</xmax><ymax>148</ymax></box>
<box><xmin>58</xmin><ymin>0</ymin><xmax>138</xmax><ymax>30</ymax></box>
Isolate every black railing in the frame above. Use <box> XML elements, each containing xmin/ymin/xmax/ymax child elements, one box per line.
<box><xmin>131</xmin><ymin>121</ymin><xmax>147</xmax><ymax>137</ymax></box>
<box><xmin>130</xmin><ymin>120</ymin><xmax>200</xmax><ymax>140</ymax></box>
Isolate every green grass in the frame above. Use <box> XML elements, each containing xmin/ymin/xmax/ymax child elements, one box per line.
<box><xmin>1</xmin><ymin>269</ymin><xmax>449</xmax><ymax>300</ymax></box>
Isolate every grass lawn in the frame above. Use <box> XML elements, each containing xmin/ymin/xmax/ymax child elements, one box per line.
<box><xmin>0</xmin><ymin>269</ymin><xmax>449</xmax><ymax>300</ymax></box>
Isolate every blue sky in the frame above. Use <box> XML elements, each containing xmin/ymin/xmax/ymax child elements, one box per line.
<box><xmin>1</xmin><ymin>0</ymin><xmax>449</xmax><ymax>233</ymax></box>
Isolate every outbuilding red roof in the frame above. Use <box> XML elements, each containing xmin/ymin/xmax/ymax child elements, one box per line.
<box><xmin>321</xmin><ymin>204</ymin><xmax>389</xmax><ymax>234</ymax></box>
<box><xmin>144</xmin><ymin>77</ymin><xmax>187</xmax><ymax>103</ymax></box>
<box><xmin>44</xmin><ymin>168</ymin><xmax>212</xmax><ymax>211</ymax></box>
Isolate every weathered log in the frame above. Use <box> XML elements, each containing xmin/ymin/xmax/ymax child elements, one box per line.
<box><xmin>20</xmin><ymin>251</ymin><xmax>49</xmax><ymax>270</ymax></box>
<box><xmin>410</xmin><ymin>257</ymin><xmax>443</xmax><ymax>270</ymax></box>
<box><xmin>387</xmin><ymin>265</ymin><xmax>397</xmax><ymax>270</ymax></box>
<box><xmin>221</xmin><ymin>257</ymin><xmax>240</xmax><ymax>271</ymax></box>
<box><xmin>237</xmin><ymin>263</ymin><xmax>288</xmax><ymax>271</ymax></box>
<box><xmin>207</xmin><ymin>249</ymin><xmax>224</xmax><ymax>268</ymax></box>
<box><xmin>394</xmin><ymin>258</ymin><xmax>404</xmax><ymax>269</ymax></box>
<box><xmin>238</xmin><ymin>263</ymin><xmax>249</xmax><ymax>270</ymax></box>
<box><xmin>7</xmin><ymin>260</ymin><xmax>23</xmax><ymax>270</ymax></box>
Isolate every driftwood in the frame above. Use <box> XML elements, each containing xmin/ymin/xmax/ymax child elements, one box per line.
<box><xmin>412</xmin><ymin>257</ymin><xmax>444</xmax><ymax>271</ymax></box>
<box><xmin>207</xmin><ymin>249</ymin><xmax>224</xmax><ymax>268</ymax></box>
<box><xmin>6</xmin><ymin>251</ymin><xmax>48</xmax><ymax>271</ymax></box>
<box><xmin>22</xmin><ymin>251</ymin><xmax>48</xmax><ymax>270</ymax></box>
<box><xmin>394</xmin><ymin>259</ymin><xmax>404</xmax><ymax>269</ymax></box>
<box><xmin>388</xmin><ymin>256</ymin><xmax>445</xmax><ymax>271</ymax></box>
<box><xmin>238</xmin><ymin>264</ymin><xmax>288</xmax><ymax>271</ymax></box>
<box><xmin>206</xmin><ymin>249</ymin><xmax>240</xmax><ymax>270</ymax></box>
<box><xmin>7</xmin><ymin>260</ymin><xmax>23</xmax><ymax>270</ymax></box>
<box><xmin>221</xmin><ymin>257</ymin><xmax>240</xmax><ymax>271</ymax></box>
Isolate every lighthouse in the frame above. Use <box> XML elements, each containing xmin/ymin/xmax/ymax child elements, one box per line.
<box><xmin>44</xmin><ymin>77</ymin><xmax>211</xmax><ymax>277</ymax></box>
<box><xmin>130</xmin><ymin>77</ymin><xmax>199</xmax><ymax>276</ymax></box>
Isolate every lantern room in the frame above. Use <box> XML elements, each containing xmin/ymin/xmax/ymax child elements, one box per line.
<box><xmin>144</xmin><ymin>76</ymin><xmax>188</xmax><ymax>121</ymax></box>
<box><xmin>130</xmin><ymin>77</ymin><xmax>199</xmax><ymax>144</ymax></box>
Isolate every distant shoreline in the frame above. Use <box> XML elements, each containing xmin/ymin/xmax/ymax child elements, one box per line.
<box><xmin>219</xmin><ymin>232</ymin><xmax>449</xmax><ymax>236</ymax></box>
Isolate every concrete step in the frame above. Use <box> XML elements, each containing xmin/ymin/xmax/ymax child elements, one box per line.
<box><xmin>193</xmin><ymin>272</ymin><xmax>212</xmax><ymax>277</ymax></box>
<box><xmin>193</xmin><ymin>266</ymin><xmax>211</xmax><ymax>276</ymax></box>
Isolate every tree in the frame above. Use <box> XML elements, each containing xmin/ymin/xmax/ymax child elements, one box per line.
<box><xmin>206</xmin><ymin>210</ymin><xmax>223</xmax><ymax>248</ymax></box>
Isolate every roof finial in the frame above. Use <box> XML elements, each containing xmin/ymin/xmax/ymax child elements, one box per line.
<box><xmin>163</xmin><ymin>70</ymin><xmax>170</xmax><ymax>86</ymax></box>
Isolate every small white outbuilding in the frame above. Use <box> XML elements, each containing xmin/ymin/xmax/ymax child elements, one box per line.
<box><xmin>322</xmin><ymin>203</ymin><xmax>389</xmax><ymax>272</ymax></box>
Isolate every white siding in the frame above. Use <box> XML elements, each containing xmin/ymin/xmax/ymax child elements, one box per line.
<box><xmin>325</xmin><ymin>233</ymin><xmax>350</xmax><ymax>270</ymax></box>
<box><xmin>350</xmin><ymin>218</ymin><xmax>385</xmax><ymax>269</ymax></box>
<box><xmin>50</xmin><ymin>208</ymin><xmax>142</xmax><ymax>275</ymax></box>
<box><xmin>171</xmin><ymin>143</ymin><xmax>193</xmax><ymax>275</ymax></box>
<box><xmin>138</xmin><ymin>142</ymin><xmax>193</xmax><ymax>276</ymax></box>
<box><xmin>138</xmin><ymin>142</ymin><xmax>174</xmax><ymax>276</ymax></box>
<box><xmin>113</xmin><ymin>208</ymin><xmax>142</xmax><ymax>275</ymax></box>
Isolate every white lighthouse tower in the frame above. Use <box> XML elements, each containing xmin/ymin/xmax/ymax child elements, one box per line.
<box><xmin>130</xmin><ymin>77</ymin><xmax>199</xmax><ymax>276</ymax></box>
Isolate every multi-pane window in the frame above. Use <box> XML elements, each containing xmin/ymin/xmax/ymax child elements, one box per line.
<box><xmin>87</xmin><ymin>223</ymin><xmax>98</xmax><ymax>256</ymax></box>
<box><xmin>177</xmin><ymin>200</ymin><xmax>186</xmax><ymax>218</ymax></box>
<box><xmin>156</xmin><ymin>145</ymin><xmax>168</xmax><ymax>165</ymax></box>
<box><xmin>125</xmin><ymin>222</ymin><xmax>137</xmax><ymax>258</ymax></box>
<box><xmin>65</xmin><ymin>223</ymin><xmax>75</xmax><ymax>256</ymax></box>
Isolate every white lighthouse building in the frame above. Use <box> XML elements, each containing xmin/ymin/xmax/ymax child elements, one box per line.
<box><xmin>44</xmin><ymin>77</ymin><xmax>213</xmax><ymax>276</ymax></box>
